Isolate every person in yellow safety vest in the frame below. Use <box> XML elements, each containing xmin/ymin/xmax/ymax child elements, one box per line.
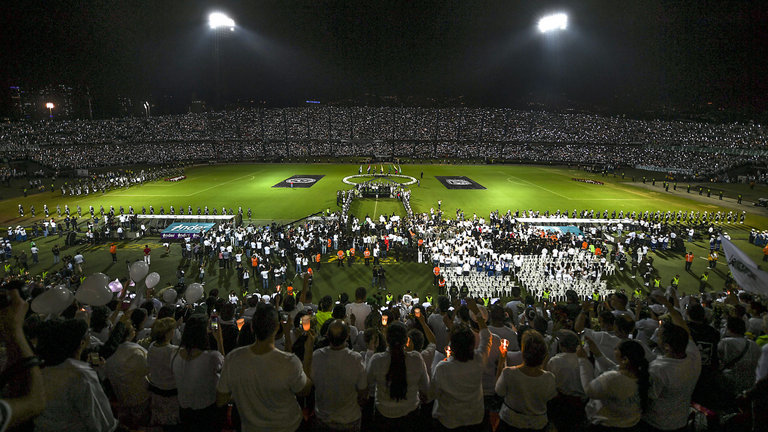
<box><xmin>634</xmin><ymin>288</ymin><xmax>643</xmax><ymax>299</ymax></box>
<box><xmin>385</xmin><ymin>293</ymin><xmax>394</xmax><ymax>303</ymax></box>
<box><xmin>433</xmin><ymin>266</ymin><xmax>441</xmax><ymax>286</ymax></box>
<box><xmin>542</xmin><ymin>289</ymin><xmax>551</xmax><ymax>301</ymax></box>
<box><xmin>482</xmin><ymin>297</ymin><xmax>490</xmax><ymax>307</ymax></box>
<box><xmin>671</xmin><ymin>275</ymin><xmax>680</xmax><ymax>289</ymax></box>
<box><xmin>653</xmin><ymin>277</ymin><xmax>661</xmax><ymax>289</ymax></box>
<box><xmin>437</xmin><ymin>277</ymin><xmax>446</xmax><ymax>294</ymax></box>
<box><xmin>346</xmin><ymin>249</ymin><xmax>352</xmax><ymax>267</ymax></box>
<box><xmin>336</xmin><ymin>250</ymin><xmax>344</xmax><ymax>267</ymax></box>
<box><xmin>699</xmin><ymin>271</ymin><xmax>709</xmax><ymax>293</ymax></box>
<box><xmin>592</xmin><ymin>291</ymin><xmax>600</xmax><ymax>302</ymax></box>
<box><xmin>364</xmin><ymin>248</ymin><xmax>371</xmax><ymax>266</ymax></box>
<box><xmin>425</xmin><ymin>295</ymin><xmax>433</xmax><ymax>304</ymax></box>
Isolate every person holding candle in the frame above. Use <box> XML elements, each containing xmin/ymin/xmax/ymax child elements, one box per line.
<box><xmin>429</xmin><ymin>298</ymin><xmax>492</xmax><ymax>431</ymax></box>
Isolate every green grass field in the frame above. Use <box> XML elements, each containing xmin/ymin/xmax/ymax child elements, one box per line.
<box><xmin>1</xmin><ymin>163</ymin><xmax>767</xmax><ymax>301</ymax></box>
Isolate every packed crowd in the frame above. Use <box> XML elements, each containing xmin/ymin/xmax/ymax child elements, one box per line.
<box><xmin>1</xmin><ymin>108</ymin><xmax>767</xmax><ymax>173</ymax></box>
<box><xmin>1</xmin><ymin>269</ymin><xmax>767</xmax><ymax>432</ymax></box>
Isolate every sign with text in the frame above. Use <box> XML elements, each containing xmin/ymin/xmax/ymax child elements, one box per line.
<box><xmin>161</xmin><ymin>222</ymin><xmax>215</xmax><ymax>239</ymax></box>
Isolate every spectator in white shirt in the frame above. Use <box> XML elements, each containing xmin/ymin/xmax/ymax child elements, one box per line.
<box><xmin>430</xmin><ymin>298</ymin><xmax>492</xmax><ymax>430</ymax></box>
<box><xmin>34</xmin><ymin>319</ymin><xmax>116</xmax><ymax>432</ymax></box>
<box><xmin>718</xmin><ymin>316</ymin><xmax>762</xmax><ymax>396</ymax></box>
<box><xmin>346</xmin><ymin>287</ymin><xmax>372</xmax><ymax>331</ymax></box>
<box><xmin>216</xmin><ymin>303</ymin><xmax>314</xmax><ymax>432</ymax></box>
<box><xmin>146</xmin><ymin>317</ymin><xmax>180</xmax><ymax>428</ymax></box>
<box><xmin>578</xmin><ymin>338</ymin><xmax>649</xmax><ymax>430</ymax></box>
<box><xmin>366</xmin><ymin>321</ymin><xmax>429</xmax><ymax>428</ymax></box>
<box><xmin>495</xmin><ymin>329</ymin><xmax>557</xmax><ymax>432</ymax></box>
<box><xmin>104</xmin><ymin>320</ymin><xmax>150</xmax><ymax>429</ymax></box>
<box><xmin>172</xmin><ymin>314</ymin><xmax>225</xmax><ymax>432</ymax></box>
<box><xmin>312</xmin><ymin>320</ymin><xmax>368</xmax><ymax>430</ymax></box>
<box><xmin>545</xmin><ymin>330</ymin><xmax>586</xmax><ymax>432</ymax></box>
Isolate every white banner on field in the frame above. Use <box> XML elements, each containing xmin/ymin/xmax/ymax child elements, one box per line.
<box><xmin>515</xmin><ymin>218</ymin><xmax>634</xmax><ymax>225</ymax></box>
<box><xmin>136</xmin><ymin>215</ymin><xmax>235</xmax><ymax>221</ymax></box>
<box><xmin>721</xmin><ymin>236</ymin><xmax>768</xmax><ymax>297</ymax></box>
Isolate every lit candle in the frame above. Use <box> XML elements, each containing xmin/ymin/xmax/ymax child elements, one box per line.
<box><xmin>501</xmin><ymin>339</ymin><xmax>509</xmax><ymax>350</ymax></box>
<box><xmin>382</xmin><ymin>315</ymin><xmax>388</xmax><ymax>326</ymax></box>
<box><xmin>445</xmin><ymin>346</ymin><xmax>451</xmax><ymax>360</ymax></box>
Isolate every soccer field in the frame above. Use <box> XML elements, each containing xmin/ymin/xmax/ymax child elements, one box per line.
<box><xmin>2</xmin><ymin>163</ymin><xmax>762</xmax><ymax>224</ymax></box>
<box><xmin>2</xmin><ymin>163</ymin><xmax>766</xmax><ymax>300</ymax></box>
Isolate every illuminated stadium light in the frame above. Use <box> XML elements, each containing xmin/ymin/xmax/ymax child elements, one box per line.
<box><xmin>209</xmin><ymin>12</ymin><xmax>235</xmax><ymax>30</ymax></box>
<box><xmin>538</xmin><ymin>13</ymin><xmax>568</xmax><ymax>33</ymax></box>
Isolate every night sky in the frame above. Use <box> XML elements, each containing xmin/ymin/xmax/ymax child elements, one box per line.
<box><xmin>2</xmin><ymin>1</ymin><xmax>768</xmax><ymax>116</ymax></box>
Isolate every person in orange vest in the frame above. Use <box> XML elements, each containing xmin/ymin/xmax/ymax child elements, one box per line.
<box><xmin>349</xmin><ymin>247</ymin><xmax>355</xmax><ymax>267</ymax></box>
<box><xmin>437</xmin><ymin>276</ymin><xmax>446</xmax><ymax>294</ymax></box>
<box><xmin>594</xmin><ymin>246</ymin><xmax>602</xmax><ymax>256</ymax></box>
<box><xmin>417</xmin><ymin>238</ymin><xmax>424</xmax><ymax>248</ymax></box>
<box><xmin>433</xmin><ymin>265</ymin><xmax>441</xmax><ymax>286</ymax></box>
<box><xmin>316</xmin><ymin>252</ymin><xmax>322</xmax><ymax>270</ymax></box>
<box><xmin>581</xmin><ymin>241</ymin><xmax>588</xmax><ymax>250</ymax></box>
<box><xmin>763</xmin><ymin>244</ymin><xmax>768</xmax><ymax>262</ymax></box>
<box><xmin>109</xmin><ymin>242</ymin><xmax>117</xmax><ymax>263</ymax></box>
<box><xmin>251</xmin><ymin>255</ymin><xmax>259</xmax><ymax>277</ymax></box>
<box><xmin>685</xmin><ymin>251</ymin><xmax>694</xmax><ymax>271</ymax></box>
<box><xmin>337</xmin><ymin>249</ymin><xmax>345</xmax><ymax>267</ymax></box>
<box><xmin>364</xmin><ymin>248</ymin><xmax>371</xmax><ymax>266</ymax></box>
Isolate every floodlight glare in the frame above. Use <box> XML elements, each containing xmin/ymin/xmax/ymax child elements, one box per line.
<box><xmin>45</xmin><ymin>102</ymin><xmax>54</xmax><ymax>109</ymax></box>
<box><xmin>209</xmin><ymin>12</ymin><xmax>235</xmax><ymax>30</ymax></box>
<box><xmin>538</xmin><ymin>13</ymin><xmax>568</xmax><ymax>33</ymax></box>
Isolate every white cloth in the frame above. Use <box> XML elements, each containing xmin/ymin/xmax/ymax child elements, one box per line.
<box><xmin>34</xmin><ymin>359</ymin><xmax>117</xmax><ymax>432</ymax></box>
<box><xmin>547</xmin><ymin>352</ymin><xmax>585</xmax><ymax>398</ymax></box>
<box><xmin>367</xmin><ymin>350</ymin><xmax>429</xmax><ymax>418</ymax></box>
<box><xmin>718</xmin><ymin>336</ymin><xmax>762</xmax><ymax>394</ymax></box>
<box><xmin>427</xmin><ymin>313</ymin><xmax>450</xmax><ymax>353</ymax></box>
<box><xmin>430</xmin><ymin>329</ymin><xmax>491</xmax><ymax>429</ymax></box>
<box><xmin>147</xmin><ymin>343</ymin><xmax>178</xmax><ymax>390</ymax></box>
<box><xmin>104</xmin><ymin>342</ymin><xmax>149</xmax><ymax>407</ymax></box>
<box><xmin>495</xmin><ymin>367</ymin><xmax>557</xmax><ymax>430</ymax></box>
<box><xmin>172</xmin><ymin>350</ymin><xmax>224</xmax><ymax>409</ymax></box>
<box><xmin>643</xmin><ymin>340</ymin><xmax>701</xmax><ymax>431</ymax></box>
<box><xmin>346</xmin><ymin>302</ymin><xmax>372</xmax><ymax>331</ymax></box>
<box><xmin>217</xmin><ymin>347</ymin><xmax>307</xmax><ymax>432</ymax></box>
<box><xmin>578</xmin><ymin>358</ymin><xmax>640</xmax><ymax>428</ymax></box>
<box><xmin>311</xmin><ymin>347</ymin><xmax>367</xmax><ymax>424</ymax></box>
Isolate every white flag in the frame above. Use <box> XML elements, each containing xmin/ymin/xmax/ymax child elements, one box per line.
<box><xmin>721</xmin><ymin>236</ymin><xmax>768</xmax><ymax>297</ymax></box>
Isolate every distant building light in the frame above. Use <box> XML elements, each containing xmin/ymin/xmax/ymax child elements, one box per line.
<box><xmin>305</xmin><ymin>100</ymin><xmax>321</xmax><ymax>104</ymax></box>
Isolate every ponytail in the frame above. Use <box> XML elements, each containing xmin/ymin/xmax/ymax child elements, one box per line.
<box><xmin>618</xmin><ymin>340</ymin><xmax>650</xmax><ymax>412</ymax></box>
<box><xmin>386</xmin><ymin>322</ymin><xmax>408</xmax><ymax>401</ymax></box>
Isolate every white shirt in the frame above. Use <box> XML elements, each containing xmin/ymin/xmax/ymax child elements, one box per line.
<box><xmin>34</xmin><ymin>359</ymin><xmax>117</xmax><ymax>432</ymax></box>
<box><xmin>718</xmin><ymin>336</ymin><xmax>761</xmax><ymax>394</ymax></box>
<box><xmin>346</xmin><ymin>302</ymin><xmax>372</xmax><ymax>331</ymax></box>
<box><xmin>579</xmin><ymin>358</ymin><xmax>640</xmax><ymax>428</ymax></box>
<box><xmin>367</xmin><ymin>350</ymin><xmax>429</xmax><ymax>418</ymax></box>
<box><xmin>104</xmin><ymin>342</ymin><xmax>149</xmax><ymax>407</ymax></box>
<box><xmin>172</xmin><ymin>350</ymin><xmax>224</xmax><ymax>409</ymax></box>
<box><xmin>643</xmin><ymin>340</ymin><xmax>701</xmax><ymax>430</ymax></box>
<box><xmin>547</xmin><ymin>352</ymin><xmax>585</xmax><ymax>398</ymax></box>
<box><xmin>147</xmin><ymin>343</ymin><xmax>178</xmax><ymax>390</ymax></box>
<box><xmin>217</xmin><ymin>347</ymin><xmax>307</xmax><ymax>432</ymax></box>
<box><xmin>430</xmin><ymin>329</ymin><xmax>491</xmax><ymax>428</ymax></box>
<box><xmin>312</xmin><ymin>347</ymin><xmax>367</xmax><ymax>424</ymax></box>
<box><xmin>495</xmin><ymin>367</ymin><xmax>557</xmax><ymax>430</ymax></box>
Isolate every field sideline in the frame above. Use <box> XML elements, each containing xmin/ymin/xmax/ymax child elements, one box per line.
<box><xmin>1</xmin><ymin>163</ymin><xmax>766</xmax><ymax>300</ymax></box>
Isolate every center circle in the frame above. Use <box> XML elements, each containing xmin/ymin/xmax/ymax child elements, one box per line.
<box><xmin>342</xmin><ymin>174</ymin><xmax>418</xmax><ymax>186</ymax></box>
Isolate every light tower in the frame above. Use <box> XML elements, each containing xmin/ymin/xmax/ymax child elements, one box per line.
<box><xmin>45</xmin><ymin>102</ymin><xmax>54</xmax><ymax>118</ymax></box>
<box><xmin>537</xmin><ymin>13</ymin><xmax>568</xmax><ymax>33</ymax></box>
<box><xmin>208</xmin><ymin>12</ymin><xmax>235</xmax><ymax>109</ymax></box>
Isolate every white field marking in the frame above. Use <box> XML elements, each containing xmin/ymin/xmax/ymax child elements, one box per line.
<box><xmin>506</xmin><ymin>178</ymin><xmax>527</xmax><ymax>186</ymax></box>
<box><xmin>506</xmin><ymin>175</ymin><xmax>571</xmax><ymax>199</ymax></box>
<box><xmin>187</xmin><ymin>171</ymin><xmax>262</xmax><ymax>196</ymax></box>
<box><xmin>373</xmin><ymin>199</ymin><xmax>379</xmax><ymax>217</ymax></box>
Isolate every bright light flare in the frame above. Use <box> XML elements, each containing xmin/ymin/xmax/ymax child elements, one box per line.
<box><xmin>45</xmin><ymin>102</ymin><xmax>54</xmax><ymax>109</ymax></box>
<box><xmin>538</xmin><ymin>13</ymin><xmax>568</xmax><ymax>33</ymax></box>
<box><xmin>209</xmin><ymin>12</ymin><xmax>235</xmax><ymax>30</ymax></box>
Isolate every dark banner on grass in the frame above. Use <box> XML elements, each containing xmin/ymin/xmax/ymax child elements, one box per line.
<box><xmin>273</xmin><ymin>175</ymin><xmax>325</xmax><ymax>188</ymax></box>
<box><xmin>435</xmin><ymin>176</ymin><xmax>486</xmax><ymax>190</ymax></box>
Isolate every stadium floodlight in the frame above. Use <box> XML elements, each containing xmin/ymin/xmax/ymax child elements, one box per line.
<box><xmin>538</xmin><ymin>13</ymin><xmax>568</xmax><ymax>33</ymax></box>
<box><xmin>209</xmin><ymin>12</ymin><xmax>235</xmax><ymax>31</ymax></box>
<box><xmin>45</xmin><ymin>102</ymin><xmax>54</xmax><ymax>118</ymax></box>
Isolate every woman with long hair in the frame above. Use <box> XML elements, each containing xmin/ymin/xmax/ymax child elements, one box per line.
<box><xmin>171</xmin><ymin>314</ymin><xmax>225</xmax><ymax>432</ymax></box>
<box><xmin>147</xmin><ymin>317</ymin><xmax>180</xmax><ymax>430</ymax></box>
<box><xmin>366</xmin><ymin>321</ymin><xmax>429</xmax><ymax>429</ymax></box>
<box><xmin>578</xmin><ymin>338</ymin><xmax>649</xmax><ymax>431</ymax></box>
